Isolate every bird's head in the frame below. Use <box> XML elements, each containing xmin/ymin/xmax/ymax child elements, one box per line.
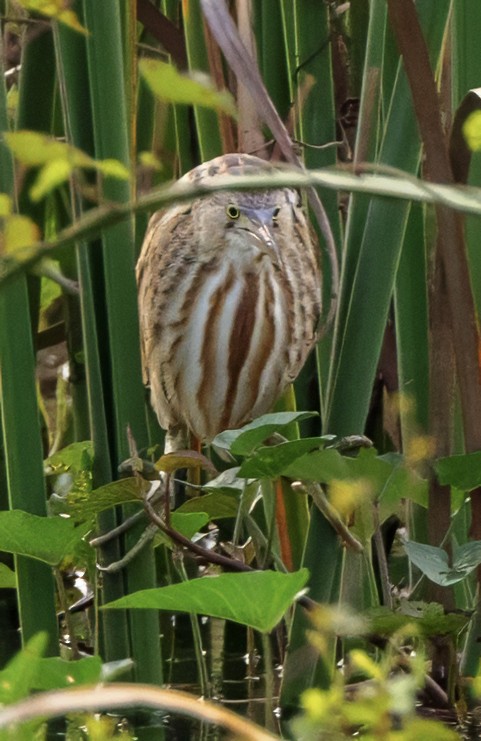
<box><xmin>223</xmin><ymin>193</ymin><xmax>281</xmax><ymax>262</ymax></box>
<box><xmin>196</xmin><ymin>188</ymin><xmax>300</xmax><ymax>266</ymax></box>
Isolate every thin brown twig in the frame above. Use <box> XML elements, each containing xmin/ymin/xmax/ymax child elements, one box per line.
<box><xmin>143</xmin><ymin>498</ymin><xmax>318</xmax><ymax>612</ymax></box>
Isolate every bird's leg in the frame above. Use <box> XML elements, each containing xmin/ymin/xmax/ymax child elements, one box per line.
<box><xmin>162</xmin><ymin>425</ymin><xmax>193</xmax><ymax>508</ymax></box>
<box><xmin>164</xmin><ymin>425</ymin><xmax>190</xmax><ymax>455</ymax></box>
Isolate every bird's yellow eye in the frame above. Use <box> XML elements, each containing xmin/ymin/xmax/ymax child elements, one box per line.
<box><xmin>226</xmin><ymin>204</ymin><xmax>240</xmax><ymax>220</ymax></box>
<box><xmin>272</xmin><ymin>207</ymin><xmax>280</xmax><ymax>221</ymax></box>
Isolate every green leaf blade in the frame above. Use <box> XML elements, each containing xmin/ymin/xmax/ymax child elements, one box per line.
<box><xmin>238</xmin><ymin>437</ymin><xmax>332</xmax><ymax>478</ymax></box>
<box><xmin>403</xmin><ymin>540</ymin><xmax>461</xmax><ymax>586</ymax></box>
<box><xmin>434</xmin><ymin>451</ymin><xmax>481</xmax><ymax>491</ymax></box>
<box><xmin>0</xmin><ymin>511</ymin><xmax>89</xmax><ymax>566</ymax></box>
<box><xmin>103</xmin><ymin>569</ymin><xmax>310</xmax><ymax>633</ymax></box>
<box><xmin>213</xmin><ymin>412</ymin><xmax>318</xmax><ymax>456</ymax></box>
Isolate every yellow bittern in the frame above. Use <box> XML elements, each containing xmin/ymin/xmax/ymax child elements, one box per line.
<box><xmin>136</xmin><ymin>153</ymin><xmax>322</xmax><ymax>452</ymax></box>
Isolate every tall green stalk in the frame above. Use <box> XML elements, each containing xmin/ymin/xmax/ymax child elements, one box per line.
<box><xmin>54</xmin><ymin>14</ymin><xmax>131</xmax><ymax>664</ymax></box>
<box><xmin>79</xmin><ymin>0</ymin><xmax>162</xmax><ymax>683</ymax></box>
<box><xmin>182</xmin><ymin>0</ymin><xmax>223</xmax><ymax>160</ymax></box>
<box><xmin>280</xmin><ymin>0</ymin><xmax>344</xmax><ymax>711</ymax></box>
<box><xmin>281</xmin><ymin>0</ymin><xmax>452</xmax><ymax>711</ymax></box>
<box><xmin>325</xmin><ymin>0</ymin><xmax>450</xmax><ymax>434</ymax></box>
<box><xmin>0</xmin><ymin>24</ymin><xmax>58</xmax><ymax>655</ymax></box>
<box><xmin>290</xmin><ymin>0</ymin><xmax>341</xmax><ymax>412</ymax></box>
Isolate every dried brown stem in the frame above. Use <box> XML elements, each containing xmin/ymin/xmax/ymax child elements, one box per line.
<box><xmin>136</xmin><ymin>0</ymin><xmax>187</xmax><ymax>68</ymax></box>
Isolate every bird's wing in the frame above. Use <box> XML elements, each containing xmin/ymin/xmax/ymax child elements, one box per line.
<box><xmin>136</xmin><ymin>204</ymin><xmax>193</xmax><ymax>387</ymax></box>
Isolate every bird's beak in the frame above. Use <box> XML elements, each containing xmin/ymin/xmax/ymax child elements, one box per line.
<box><xmin>244</xmin><ymin>208</ymin><xmax>279</xmax><ymax>262</ymax></box>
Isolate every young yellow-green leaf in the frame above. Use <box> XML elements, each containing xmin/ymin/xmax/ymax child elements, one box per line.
<box><xmin>103</xmin><ymin>569</ymin><xmax>309</xmax><ymax>633</ymax></box>
<box><xmin>96</xmin><ymin>158</ymin><xmax>130</xmax><ymax>181</ymax></box>
<box><xmin>0</xmin><ymin>194</ymin><xmax>12</xmax><ymax>216</ymax></box>
<box><xmin>2</xmin><ymin>214</ymin><xmax>40</xmax><ymax>256</ymax></box>
<box><xmin>4</xmin><ymin>132</ymin><xmax>129</xmax><ymax>201</ymax></box>
<box><xmin>6</xmin><ymin>86</ymin><xmax>18</xmax><ymax>123</ymax></box>
<box><xmin>4</xmin><ymin>131</ymin><xmax>93</xmax><ymax>168</ymax></box>
<box><xmin>139</xmin><ymin>58</ymin><xmax>237</xmax><ymax>118</ymax></box>
<box><xmin>39</xmin><ymin>273</ymin><xmax>62</xmax><ymax>329</ymax></box>
<box><xmin>349</xmin><ymin>649</ymin><xmax>383</xmax><ymax>680</ymax></box>
<box><xmin>17</xmin><ymin>0</ymin><xmax>88</xmax><ymax>35</ymax></box>
<box><xmin>30</xmin><ymin>158</ymin><xmax>72</xmax><ymax>202</ymax></box>
<box><xmin>463</xmin><ymin>110</ymin><xmax>481</xmax><ymax>151</ymax></box>
<box><xmin>138</xmin><ymin>151</ymin><xmax>163</xmax><ymax>171</ymax></box>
